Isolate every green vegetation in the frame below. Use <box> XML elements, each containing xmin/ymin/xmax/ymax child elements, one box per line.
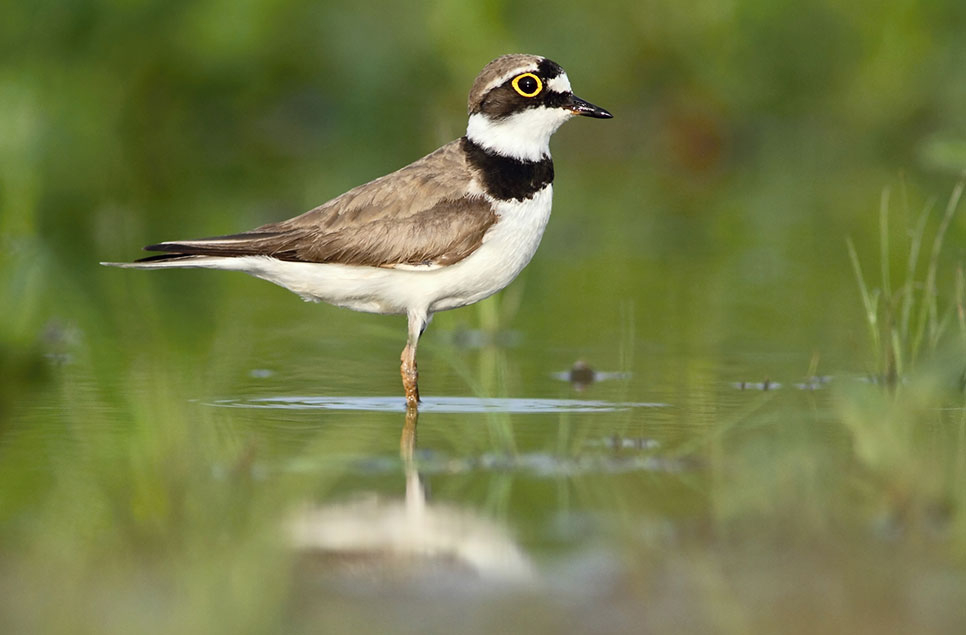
<box><xmin>2</xmin><ymin>1</ymin><xmax>966</xmax><ymax>632</ymax></box>
<box><xmin>847</xmin><ymin>179</ymin><xmax>966</xmax><ymax>384</ymax></box>
<box><xmin>839</xmin><ymin>178</ymin><xmax>966</xmax><ymax>563</ymax></box>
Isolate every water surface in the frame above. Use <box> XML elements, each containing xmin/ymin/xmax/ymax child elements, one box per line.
<box><xmin>4</xmin><ymin>4</ymin><xmax>966</xmax><ymax>630</ymax></box>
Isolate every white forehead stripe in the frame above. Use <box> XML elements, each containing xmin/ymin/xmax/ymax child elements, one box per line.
<box><xmin>547</xmin><ymin>73</ymin><xmax>572</xmax><ymax>94</ymax></box>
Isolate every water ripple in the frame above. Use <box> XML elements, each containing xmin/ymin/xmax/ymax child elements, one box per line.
<box><xmin>206</xmin><ymin>395</ymin><xmax>668</xmax><ymax>414</ymax></box>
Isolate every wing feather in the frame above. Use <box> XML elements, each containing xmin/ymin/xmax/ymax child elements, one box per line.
<box><xmin>142</xmin><ymin>140</ymin><xmax>497</xmax><ymax>267</ymax></box>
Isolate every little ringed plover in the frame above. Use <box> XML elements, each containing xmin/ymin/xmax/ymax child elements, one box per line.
<box><xmin>103</xmin><ymin>54</ymin><xmax>612</xmax><ymax>408</ymax></box>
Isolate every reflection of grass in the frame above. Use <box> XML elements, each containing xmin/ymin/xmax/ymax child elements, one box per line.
<box><xmin>3</xmin><ymin>371</ymin><xmax>289</xmax><ymax>632</ymax></box>
<box><xmin>838</xmin><ymin>179</ymin><xmax>966</xmax><ymax>551</ymax></box>
<box><xmin>835</xmin><ymin>358</ymin><xmax>966</xmax><ymax>546</ymax></box>
<box><xmin>846</xmin><ymin>178</ymin><xmax>965</xmax><ymax>384</ymax></box>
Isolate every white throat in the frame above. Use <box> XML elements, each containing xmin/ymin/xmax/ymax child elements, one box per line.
<box><xmin>466</xmin><ymin>107</ymin><xmax>573</xmax><ymax>162</ymax></box>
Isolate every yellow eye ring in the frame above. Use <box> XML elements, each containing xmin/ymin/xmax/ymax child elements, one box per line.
<box><xmin>511</xmin><ymin>73</ymin><xmax>542</xmax><ymax>98</ymax></box>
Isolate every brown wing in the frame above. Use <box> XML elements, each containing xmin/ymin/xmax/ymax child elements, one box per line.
<box><xmin>142</xmin><ymin>140</ymin><xmax>497</xmax><ymax>267</ymax></box>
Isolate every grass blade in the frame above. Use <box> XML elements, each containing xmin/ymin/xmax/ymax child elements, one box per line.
<box><xmin>847</xmin><ymin>237</ymin><xmax>882</xmax><ymax>372</ymax></box>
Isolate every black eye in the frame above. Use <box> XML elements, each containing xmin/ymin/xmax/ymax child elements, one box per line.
<box><xmin>518</xmin><ymin>75</ymin><xmax>538</xmax><ymax>94</ymax></box>
<box><xmin>511</xmin><ymin>73</ymin><xmax>542</xmax><ymax>98</ymax></box>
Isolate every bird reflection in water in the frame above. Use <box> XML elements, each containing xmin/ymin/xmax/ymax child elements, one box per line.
<box><xmin>289</xmin><ymin>406</ymin><xmax>534</xmax><ymax>584</ymax></box>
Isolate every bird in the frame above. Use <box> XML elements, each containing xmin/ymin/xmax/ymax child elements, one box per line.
<box><xmin>103</xmin><ymin>54</ymin><xmax>612</xmax><ymax>408</ymax></box>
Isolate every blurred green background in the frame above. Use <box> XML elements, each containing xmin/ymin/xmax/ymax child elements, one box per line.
<box><xmin>2</xmin><ymin>1</ymin><xmax>966</xmax><ymax>633</ymax></box>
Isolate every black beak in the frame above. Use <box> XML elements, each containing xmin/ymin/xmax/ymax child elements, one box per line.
<box><xmin>567</xmin><ymin>94</ymin><xmax>613</xmax><ymax>119</ymax></box>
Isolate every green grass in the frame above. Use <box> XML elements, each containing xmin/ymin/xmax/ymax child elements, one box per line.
<box><xmin>846</xmin><ymin>177</ymin><xmax>966</xmax><ymax>384</ymax></box>
<box><xmin>838</xmin><ymin>177</ymin><xmax>966</xmax><ymax>556</ymax></box>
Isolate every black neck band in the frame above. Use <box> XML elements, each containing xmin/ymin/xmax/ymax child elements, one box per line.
<box><xmin>461</xmin><ymin>137</ymin><xmax>554</xmax><ymax>201</ymax></box>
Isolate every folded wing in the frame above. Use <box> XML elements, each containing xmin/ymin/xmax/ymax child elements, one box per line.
<box><xmin>140</xmin><ymin>140</ymin><xmax>497</xmax><ymax>268</ymax></box>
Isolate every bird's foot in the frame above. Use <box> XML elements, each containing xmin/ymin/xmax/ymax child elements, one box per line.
<box><xmin>405</xmin><ymin>388</ymin><xmax>420</xmax><ymax>409</ymax></box>
<box><xmin>401</xmin><ymin>353</ymin><xmax>420</xmax><ymax>408</ymax></box>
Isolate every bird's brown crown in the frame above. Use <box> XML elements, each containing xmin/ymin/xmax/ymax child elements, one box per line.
<box><xmin>467</xmin><ymin>54</ymin><xmax>566</xmax><ymax>117</ymax></box>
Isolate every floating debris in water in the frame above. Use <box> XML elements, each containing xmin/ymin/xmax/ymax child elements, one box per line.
<box><xmin>793</xmin><ymin>376</ymin><xmax>832</xmax><ymax>391</ymax></box>
<box><xmin>568</xmin><ymin>360</ymin><xmax>596</xmax><ymax>388</ymax></box>
<box><xmin>552</xmin><ymin>360</ymin><xmax>632</xmax><ymax>391</ymax></box>
<box><xmin>733</xmin><ymin>379</ymin><xmax>781</xmax><ymax>391</ymax></box>
<box><xmin>250</xmin><ymin>368</ymin><xmax>275</xmax><ymax>379</ymax></box>
<box><xmin>732</xmin><ymin>376</ymin><xmax>833</xmax><ymax>391</ymax></box>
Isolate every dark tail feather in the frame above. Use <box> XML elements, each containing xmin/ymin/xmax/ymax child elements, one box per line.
<box><xmin>143</xmin><ymin>231</ymin><xmax>291</xmax><ymax>258</ymax></box>
<box><xmin>135</xmin><ymin>253</ymin><xmax>201</xmax><ymax>263</ymax></box>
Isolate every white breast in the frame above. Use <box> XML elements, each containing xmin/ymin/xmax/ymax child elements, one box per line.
<box><xmin>422</xmin><ymin>185</ymin><xmax>554</xmax><ymax>312</ymax></box>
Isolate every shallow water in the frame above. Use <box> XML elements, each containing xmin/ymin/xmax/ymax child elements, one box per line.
<box><xmin>4</xmin><ymin>236</ymin><xmax>965</xmax><ymax>634</ymax></box>
<box><xmin>159</xmin><ymin>345</ymin><xmax>960</xmax><ymax>635</ymax></box>
<box><xmin>4</xmin><ymin>7</ymin><xmax>966</xmax><ymax>629</ymax></box>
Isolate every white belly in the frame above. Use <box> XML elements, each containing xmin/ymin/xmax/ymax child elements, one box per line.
<box><xmin>223</xmin><ymin>185</ymin><xmax>554</xmax><ymax>315</ymax></box>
